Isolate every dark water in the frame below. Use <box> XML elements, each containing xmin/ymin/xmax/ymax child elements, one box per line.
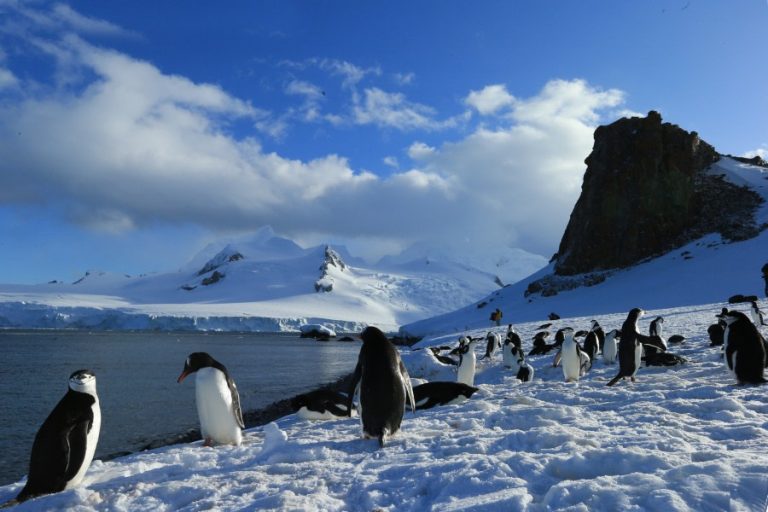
<box><xmin>0</xmin><ymin>330</ymin><xmax>361</xmax><ymax>487</ymax></box>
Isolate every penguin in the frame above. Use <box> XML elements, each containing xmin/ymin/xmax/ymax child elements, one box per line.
<box><xmin>720</xmin><ymin>310</ymin><xmax>767</xmax><ymax>384</ymax></box>
<box><xmin>346</xmin><ymin>326</ymin><xmax>415</xmax><ymax>447</ymax></box>
<box><xmin>750</xmin><ymin>301</ymin><xmax>767</xmax><ymax>326</ymax></box>
<box><xmin>456</xmin><ymin>337</ymin><xmax>480</xmax><ymax>386</ymax></box>
<box><xmin>480</xmin><ymin>331</ymin><xmax>501</xmax><ymax>360</ymax></box>
<box><xmin>528</xmin><ymin>331</ymin><xmax>553</xmax><ymax>356</ymax></box>
<box><xmin>536</xmin><ymin>322</ymin><xmax>553</xmax><ymax>330</ymax></box>
<box><xmin>583</xmin><ymin>330</ymin><xmax>599</xmax><ymax>362</ymax></box>
<box><xmin>291</xmin><ymin>389</ymin><xmax>353</xmax><ymax>420</ymax></box>
<box><xmin>644</xmin><ymin>316</ymin><xmax>668</xmax><ymax>361</ymax></box>
<box><xmin>667</xmin><ymin>335</ymin><xmax>685</xmax><ymax>344</ymax></box>
<box><xmin>448</xmin><ymin>336</ymin><xmax>468</xmax><ymax>357</ymax></box>
<box><xmin>590</xmin><ymin>320</ymin><xmax>606</xmax><ymax>351</ymax></box>
<box><xmin>407</xmin><ymin>382</ymin><xmax>479</xmax><ymax>410</ymax></box>
<box><xmin>708</xmin><ymin>322</ymin><xmax>725</xmax><ymax>346</ymax></box>
<box><xmin>516</xmin><ymin>360</ymin><xmax>535</xmax><ymax>382</ymax></box>
<box><xmin>428</xmin><ymin>346</ymin><xmax>458</xmax><ymax>366</ymax></box>
<box><xmin>502</xmin><ymin>331</ymin><xmax>520</xmax><ymax>370</ymax></box>
<box><xmin>178</xmin><ymin>352</ymin><xmax>244</xmax><ymax>446</ymax></box>
<box><xmin>602</xmin><ymin>329</ymin><xmax>620</xmax><ymax>364</ymax></box>
<box><xmin>607</xmin><ymin>308</ymin><xmax>667</xmax><ymax>386</ymax></box>
<box><xmin>15</xmin><ymin>370</ymin><xmax>101</xmax><ymax>504</ymax></box>
<box><xmin>559</xmin><ymin>327</ymin><xmax>589</xmax><ymax>382</ymax></box>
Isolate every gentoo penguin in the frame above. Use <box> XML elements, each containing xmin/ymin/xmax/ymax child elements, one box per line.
<box><xmin>607</xmin><ymin>308</ymin><xmax>667</xmax><ymax>386</ymax></box>
<box><xmin>346</xmin><ymin>326</ymin><xmax>415</xmax><ymax>447</ymax></box>
<box><xmin>15</xmin><ymin>370</ymin><xmax>101</xmax><ymax>503</ymax></box>
<box><xmin>178</xmin><ymin>352</ymin><xmax>244</xmax><ymax>446</ymax></box>
<box><xmin>750</xmin><ymin>301</ymin><xmax>767</xmax><ymax>326</ymax></box>
<box><xmin>481</xmin><ymin>331</ymin><xmax>501</xmax><ymax>360</ymax></box>
<box><xmin>456</xmin><ymin>337</ymin><xmax>480</xmax><ymax>386</ymax></box>
<box><xmin>720</xmin><ymin>310</ymin><xmax>767</xmax><ymax>384</ymax></box>
<box><xmin>407</xmin><ymin>382</ymin><xmax>479</xmax><ymax>410</ymax></box>
<box><xmin>559</xmin><ymin>327</ymin><xmax>589</xmax><ymax>382</ymax></box>
<box><xmin>602</xmin><ymin>329</ymin><xmax>620</xmax><ymax>364</ymax></box>
<box><xmin>291</xmin><ymin>389</ymin><xmax>353</xmax><ymax>420</ymax></box>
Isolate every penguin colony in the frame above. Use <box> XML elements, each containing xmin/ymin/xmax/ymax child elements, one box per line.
<box><xmin>6</xmin><ymin>302</ymin><xmax>767</xmax><ymax>506</ymax></box>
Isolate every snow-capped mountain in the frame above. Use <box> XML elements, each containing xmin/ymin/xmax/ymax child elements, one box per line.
<box><xmin>402</xmin><ymin>156</ymin><xmax>768</xmax><ymax>337</ymax></box>
<box><xmin>0</xmin><ymin>227</ymin><xmax>516</xmax><ymax>332</ymax></box>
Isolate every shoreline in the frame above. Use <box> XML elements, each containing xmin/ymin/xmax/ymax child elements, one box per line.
<box><xmin>100</xmin><ymin>372</ymin><xmax>355</xmax><ymax>461</ymax></box>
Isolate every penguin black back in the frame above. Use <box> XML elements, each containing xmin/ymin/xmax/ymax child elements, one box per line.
<box><xmin>347</xmin><ymin>327</ymin><xmax>415</xmax><ymax>447</ymax></box>
<box><xmin>17</xmin><ymin>370</ymin><xmax>99</xmax><ymax>503</ymax></box>
<box><xmin>607</xmin><ymin>308</ymin><xmax>644</xmax><ymax>386</ymax></box>
<box><xmin>723</xmin><ymin>310</ymin><xmax>767</xmax><ymax>384</ymax></box>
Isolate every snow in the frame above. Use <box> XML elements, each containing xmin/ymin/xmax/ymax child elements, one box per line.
<box><xmin>0</xmin><ymin>233</ymin><xmax>501</xmax><ymax>333</ymax></box>
<box><xmin>0</xmin><ymin>158</ymin><xmax>766</xmax><ymax>510</ymax></box>
<box><xmin>2</xmin><ymin>300</ymin><xmax>768</xmax><ymax>511</ymax></box>
<box><xmin>403</xmin><ymin>158</ymin><xmax>768</xmax><ymax>338</ymax></box>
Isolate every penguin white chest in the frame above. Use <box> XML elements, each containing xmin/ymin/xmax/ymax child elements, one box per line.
<box><xmin>561</xmin><ymin>341</ymin><xmax>581</xmax><ymax>382</ymax></box>
<box><xmin>632</xmin><ymin>342</ymin><xmax>643</xmax><ymax>375</ymax></box>
<box><xmin>64</xmin><ymin>397</ymin><xmax>101</xmax><ymax>489</ymax></box>
<box><xmin>457</xmin><ymin>351</ymin><xmax>476</xmax><ymax>386</ymax></box>
<box><xmin>502</xmin><ymin>344</ymin><xmax>517</xmax><ymax>370</ymax></box>
<box><xmin>195</xmin><ymin>368</ymin><xmax>242</xmax><ymax>446</ymax></box>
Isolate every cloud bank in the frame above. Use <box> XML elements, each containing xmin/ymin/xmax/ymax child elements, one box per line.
<box><xmin>0</xmin><ymin>4</ymin><xmax>629</xmax><ymax>263</ymax></box>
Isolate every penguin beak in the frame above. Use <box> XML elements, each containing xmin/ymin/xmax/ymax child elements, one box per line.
<box><xmin>177</xmin><ymin>370</ymin><xmax>190</xmax><ymax>383</ymax></box>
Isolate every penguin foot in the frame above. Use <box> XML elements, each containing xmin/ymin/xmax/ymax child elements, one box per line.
<box><xmin>203</xmin><ymin>437</ymin><xmax>214</xmax><ymax>447</ymax></box>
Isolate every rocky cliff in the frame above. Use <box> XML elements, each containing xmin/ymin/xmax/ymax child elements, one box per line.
<box><xmin>552</xmin><ymin>111</ymin><xmax>763</xmax><ymax>276</ymax></box>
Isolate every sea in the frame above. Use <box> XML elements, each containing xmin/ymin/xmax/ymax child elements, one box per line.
<box><xmin>0</xmin><ymin>330</ymin><xmax>362</xmax><ymax>487</ymax></box>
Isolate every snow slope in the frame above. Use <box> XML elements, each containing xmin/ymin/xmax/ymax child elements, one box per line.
<box><xmin>402</xmin><ymin>157</ymin><xmax>768</xmax><ymax>338</ymax></box>
<box><xmin>2</xmin><ymin>300</ymin><xmax>767</xmax><ymax>511</ymax></box>
<box><xmin>0</xmin><ymin>228</ymin><xmax>507</xmax><ymax>333</ymax></box>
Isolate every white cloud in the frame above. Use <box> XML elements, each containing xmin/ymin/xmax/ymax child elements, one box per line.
<box><xmin>393</xmin><ymin>72</ymin><xmax>415</xmax><ymax>86</ymax></box>
<box><xmin>465</xmin><ymin>84</ymin><xmax>515</xmax><ymax>115</ymax></box>
<box><xmin>51</xmin><ymin>3</ymin><xmax>138</xmax><ymax>38</ymax></box>
<box><xmin>743</xmin><ymin>146</ymin><xmax>767</xmax><ymax>160</ymax></box>
<box><xmin>0</xmin><ymin>68</ymin><xmax>17</xmax><ymax>89</ymax></box>
<box><xmin>383</xmin><ymin>156</ymin><xmax>399</xmax><ymax>169</ymax></box>
<box><xmin>408</xmin><ymin>142</ymin><xmax>436</xmax><ymax>160</ymax></box>
<box><xmin>0</xmin><ymin>5</ymin><xmax>630</xmax><ymax>262</ymax></box>
<box><xmin>285</xmin><ymin>80</ymin><xmax>324</xmax><ymax>100</ymax></box>
<box><xmin>353</xmin><ymin>87</ymin><xmax>456</xmax><ymax>131</ymax></box>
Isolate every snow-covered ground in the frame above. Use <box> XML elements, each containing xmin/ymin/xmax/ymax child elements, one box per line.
<box><xmin>2</xmin><ymin>299</ymin><xmax>767</xmax><ymax>511</ymax></box>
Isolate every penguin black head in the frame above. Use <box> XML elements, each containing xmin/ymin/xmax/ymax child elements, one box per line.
<box><xmin>177</xmin><ymin>352</ymin><xmax>219</xmax><ymax>383</ymax></box>
<box><xmin>360</xmin><ymin>326</ymin><xmax>388</xmax><ymax>344</ymax></box>
<box><xmin>68</xmin><ymin>369</ymin><xmax>96</xmax><ymax>392</ymax></box>
<box><xmin>720</xmin><ymin>310</ymin><xmax>751</xmax><ymax>326</ymax></box>
<box><xmin>716</xmin><ymin>307</ymin><xmax>729</xmax><ymax>320</ymax></box>
<box><xmin>627</xmin><ymin>307</ymin><xmax>645</xmax><ymax>320</ymax></box>
<box><xmin>555</xmin><ymin>327</ymin><xmax>574</xmax><ymax>344</ymax></box>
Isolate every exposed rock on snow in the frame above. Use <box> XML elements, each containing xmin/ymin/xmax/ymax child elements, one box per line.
<box><xmin>554</xmin><ymin>111</ymin><xmax>762</xmax><ymax>276</ymax></box>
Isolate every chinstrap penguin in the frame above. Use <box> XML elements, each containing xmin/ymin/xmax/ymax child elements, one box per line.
<box><xmin>456</xmin><ymin>336</ymin><xmax>480</xmax><ymax>386</ymax></box>
<box><xmin>750</xmin><ymin>301</ymin><xmax>767</xmax><ymax>327</ymax></box>
<box><xmin>14</xmin><ymin>369</ymin><xmax>101</xmax><ymax>504</ymax></box>
<box><xmin>557</xmin><ymin>327</ymin><xmax>590</xmax><ymax>382</ymax></box>
<box><xmin>607</xmin><ymin>308</ymin><xmax>667</xmax><ymax>386</ymax></box>
<box><xmin>720</xmin><ymin>310</ymin><xmax>767</xmax><ymax>384</ymax></box>
<box><xmin>346</xmin><ymin>326</ymin><xmax>415</xmax><ymax>447</ymax></box>
<box><xmin>480</xmin><ymin>331</ymin><xmax>501</xmax><ymax>360</ymax></box>
<box><xmin>602</xmin><ymin>329</ymin><xmax>620</xmax><ymax>364</ymax></box>
<box><xmin>178</xmin><ymin>352</ymin><xmax>244</xmax><ymax>446</ymax></box>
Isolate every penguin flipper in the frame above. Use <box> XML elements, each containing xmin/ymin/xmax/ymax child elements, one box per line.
<box><xmin>346</xmin><ymin>361</ymin><xmax>363</xmax><ymax>417</ymax></box>
<box><xmin>63</xmin><ymin>419</ymin><xmax>90</xmax><ymax>482</ymax></box>
<box><xmin>399</xmin><ymin>360</ymin><xmax>416</xmax><ymax>414</ymax></box>
<box><xmin>226</xmin><ymin>375</ymin><xmax>245</xmax><ymax>429</ymax></box>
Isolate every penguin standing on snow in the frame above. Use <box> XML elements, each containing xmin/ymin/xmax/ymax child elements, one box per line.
<box><xmin>583</xmin><ymin>329</ymin><xmax>600</xmax><ymax>362</ymax></box>
<box><xmin>481</xmin><ymin>331</ymin><xmax>501</xmax><ymax>360</ymax></box>
<box><xmin>602</xmin><ymin>329</ymin><xmax>620</xmax><ymax>364</ymax></box>
<box><xmin>558</xmin><ymin>327</ymin><xmax>589</xmax><ymax>382</ymax></box>
<box><xmin>346</xmin><ymin>326</ymin><xmax>415</xmax><ymax>447</ymax></box>
<box><xmin>456</xmin><ymin>337</ymin><xmax>480</xmax><ymax>386</ymax></box>
<box><xmin>750</xmin><ymin>301</ymin><xmax>767</xmax><ymax>327</ymax></box>
<box><xmin>178</xmin><ymin>352</ymin><xmax>244</xmax><ymax>446</ymax></box>
<box><xmin>502</xmin><ymin>329</ymin><xmax>521</xmax><ymax>370</ymax></box>
<box><xmin>607</xmin><ymin>308</ymin><xmax>667</xmax><ymax>386</ymax></box>
<box><xmin>15</xmin><ymin>370</ymin><xmax>101</xmax><ymax>504</ymax></box>
<box><xmin>720</xmin><ymin>310</ymin><xmax>767</xmax><ymax>384</ymax></box>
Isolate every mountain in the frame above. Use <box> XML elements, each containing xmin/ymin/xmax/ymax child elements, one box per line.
<box><xmin>400</xmin><ymin>110</ymin><xmax>766</xmax><ymax>341</ymax></box>
<box><xmin>0</xmin><ymin>229</ymin><xmax>510</xmax><ymax>332</ymax></box>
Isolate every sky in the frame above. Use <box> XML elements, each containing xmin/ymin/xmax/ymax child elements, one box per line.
<box><xmin>0</xmin><ymin>0</ymin><xmax>766</xmax><ymax>284</ymax></box>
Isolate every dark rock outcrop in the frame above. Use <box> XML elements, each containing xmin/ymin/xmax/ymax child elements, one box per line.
<box><xmin>553</xmin><ymin>111</ymin><xmax>763</xmax><ymax>276</ymax></box>
<box><xmin>314</xmin><ymin>246</ymin><xmax>346</xmax><ymax>293</ymax></box>
<box><xmin>201</xmin><ymin>270</ymin><xmax>224</xmax><ymax>286</ymax></box>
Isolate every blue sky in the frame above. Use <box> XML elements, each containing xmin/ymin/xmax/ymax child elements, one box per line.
<box><xmin>0</xmin><ymin>0</ymin><xmax>765</xmax><ymax>284</ymax></box>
